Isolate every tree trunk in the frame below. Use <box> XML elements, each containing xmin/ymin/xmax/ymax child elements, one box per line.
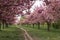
<box><xmin>2</xmin><ymin>21</ymin><xmax>5</xmax><ymax>29</ymax></box>
<box><xmin>0</xmin><ymin>23</ymin><xmax>1</xmax><ymax>31</ymax></box>
<box><xmin>5</xmin><ymin>23</ymin><xmax>9</xmax><ymax>28</ymax></box>
<box><xmin>47</xmin><ymin>22</ymin><xmax>51</xmax><ymax>31</ymax></box>
<box><xmin>37</xmin><ymin>23</ymin><xmax>40</xmax><ymax>29</ymax></box>
<box><xmin>33</xmin><ymin>24</ymin><xmax>34</xmax><ymax>28</ymax></box>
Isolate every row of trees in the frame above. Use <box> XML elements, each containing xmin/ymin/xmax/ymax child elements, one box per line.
<box><xmin>0</xmin><ymin>0</ymin><xmax>33</xmax><ymax>30</ymax></box>
<box><xmin>20</xmin><ymin>0</ymin><xmax>60</xmax><ymax>31</ymax></box>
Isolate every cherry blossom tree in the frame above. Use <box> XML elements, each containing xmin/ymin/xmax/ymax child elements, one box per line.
<box><xmin>21</xmin><ymin>0</ymin><xmax>60</xmax><ymax>31</ymax></box>
<box><xmin>21</xmin><ymin>0</ymin><xmax>46</xmax><ymax>29</ymax></box>
<box><xmin>0</xmin><ymin>0</ymin><xmax>33</xmax><ymax>30</ymax></box>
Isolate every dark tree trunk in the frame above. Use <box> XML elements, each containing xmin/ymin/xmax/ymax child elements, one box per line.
<box><xmin>5</xmin><ymin>23</ymin><xmax>9</xmax><ymax>28</ymax></box>
<box><xmin>2</xmin><ymin>21</ymin><xmax>5</xmax><ymax>29</ymax></box>
<box><xmin>37</xmin><ymin>22</ymin><xmax>40</xmax><ymax>29</ymax></box>
<box><xmin>0</xmin><ymin>23</ymin><xmax>1</xmax><ymax>31</ymax></box>
<box><xmin>47</xmin><ymin>22</ymin><xmax>51</xmax><ymax>31</ymax></box>
<box><xmin>33</xmin><ymin>24</ymin><xmax>34</xmax><ymax>28</ymax></box>
<box><xmin>2</xmin><ymin>20</ymin><xmax>6</xmax><ymax>29</ymax></box>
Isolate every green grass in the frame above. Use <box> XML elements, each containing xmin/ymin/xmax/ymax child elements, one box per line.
<box><xmin>20</xmin><ymin>24</ymin><xmax>60</xmax><ymax>40</ymax></box>
<box><xmin>0</xmin><ymin>25</ymin><xmax>24</xmax><ymax>40</ymax></box>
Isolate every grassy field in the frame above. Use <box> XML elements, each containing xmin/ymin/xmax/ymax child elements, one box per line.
<box><xmin>0</xmin><ymin>25</ymin><xmax>24</xmax><ymax>40</ymax></box>
<box><xmin>20</xmin><ymin>24</ymin><xmax>60</xmax><ymax>40</ymax></box>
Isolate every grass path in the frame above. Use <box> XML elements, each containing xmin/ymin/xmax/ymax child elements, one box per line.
<box><xmin>20</xmin><ymin>28</ymin><xmax>33</xmax><ymax>40</ymax></box>
<box><xmin>17</xmin><ymin>26</ymin><xmax>33</xmax><ymax>40</ymax></box>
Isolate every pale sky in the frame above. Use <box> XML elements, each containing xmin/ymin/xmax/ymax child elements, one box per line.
<box><xmin>22</xmin><ymin>0</ymin><xmax>45</xmax><ymax>14</ymax></box>
<box><xmin>30</xmin><ymin>0</ymin><xmax>45</xmax><ymax>13</ymax></box>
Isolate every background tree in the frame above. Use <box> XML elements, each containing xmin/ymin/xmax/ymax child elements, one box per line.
<box><xmin>0</xmin><ymin>0</ymin><xmax>32</xmax><ymax>30</ymax></box>
<box><xmin>21</xmin><ymin>0</ymin><xmax>60</xmax><ymax>31</ymax></box>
